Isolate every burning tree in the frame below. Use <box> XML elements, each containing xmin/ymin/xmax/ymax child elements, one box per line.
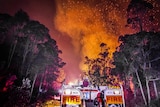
<box><xmin>84</xmin><ymin>43</ymin><xmax>121</xmax><ymax>87</ymax></box>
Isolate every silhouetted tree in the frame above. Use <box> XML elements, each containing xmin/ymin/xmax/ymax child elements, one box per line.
<box><xmin>0</xmin><ymin>10</ymin><xmax>66</xmax><ymax>106</ymax></box>
<box><xmin>113</xmin><ymin>31</ymin><xmax>160</xmax><ymax>106</ymax></box>
<box><xmin>126</xmin><ymin>0</ymin><xmax>153</xmax><ymax>32</ymax></box>
<box><xmin>84</xmin><ymin>43</ymin><xmax>119</xmax><ymax>86</ymax></box>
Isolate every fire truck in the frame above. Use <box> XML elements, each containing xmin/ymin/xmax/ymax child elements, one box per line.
<box><xmin>60</xmin><ymin>84</ymin><xmax>125</xmax><ymax>107</ymax></box>
<box><xmin>79</xmin><ymin>85</ymin><xmax>126</xmax><ymax>107</ymax></box>
<box><xmin>60</xmin><ymin>84</ymin><xmax>99</xmax><ymax>107</ymax></box>
<box><xmin>60</xmin><ymin>85</ymin><xmax>83</xmax><ymax>107</ymax></box>
<box><xmin>104</xmin><ymin>85</ymin><xmax>125</xmax><ymax>107</ymax></box>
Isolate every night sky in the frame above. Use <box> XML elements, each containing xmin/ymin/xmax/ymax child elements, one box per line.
<box><xmin>0</xmin><ymin>0</ymin><xmax>160</xmax><ymax>83</ymax></box>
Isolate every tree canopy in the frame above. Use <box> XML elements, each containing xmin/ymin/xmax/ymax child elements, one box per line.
<box><xmin>112</xmin><ymin>31</ymin><xmax>160</xmax><ymax>106</ymax></box>
<box><xmin>0</xmin><ymin>10</ymin><xmax>66</xmax><ymax>106</ymax></box>
<box><xmin>126</xmin><ymin>0</ymin><xmax>154</xmax><ymax>32</ymax></box>
<box><xmin>84</xmin><ymin>43</ymin><xmax>120</xmax><ymax>87</ymax></box>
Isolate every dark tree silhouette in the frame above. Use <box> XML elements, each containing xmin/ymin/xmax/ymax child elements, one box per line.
<box><xmin>0</xmin><ymin>10</ymin><xmax>66</xmax><ymax>106</ymax></box>
<box><xmin>84</xmin><ymin>43</ymin><xmax>119</xmax><ymax>86</ymax></box>
<box><xmin>126</xmin><ymin>0</ymin><xmax>153</xmax><ymax>32</ymax></box>
<box><xmin>112</xmin><ymin>31</ymin><xmax>160</xmax><ymax>106</ymax></box>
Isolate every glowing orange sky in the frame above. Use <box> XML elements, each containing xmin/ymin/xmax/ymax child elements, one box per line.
<box><xmin>54</xmin><ymin>0</ymin><xmax>132</xmax><ymax>82</ymax></box>
<box><xmin>0</xmin><ymin>0</ymin><xmax>159</xmax><ymax>82</ymax></box>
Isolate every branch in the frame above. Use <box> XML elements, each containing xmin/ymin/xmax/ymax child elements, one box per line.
<box><xmin>149</xmin><ymin>78</ymin><xmax>160</xmax><ymax>81</ymax></box>
<box><xmin>150</xmin><ymin>57</ymin><xmax>160</xmax><ymax>62</ymax></box>
<box><xmin>124</xmin><ymin>56</ymin><xmax>129</xmax><ymax>65</ymax></box>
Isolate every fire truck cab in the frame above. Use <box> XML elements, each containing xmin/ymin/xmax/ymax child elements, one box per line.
<box><xmin>61</xmin><ymin>87</ymin><xmax>83</xmax><ymax>107</ymax></box>
<box><xmin>104</xmin><ymin>85</ymin><xmax>125</xmax><ymax>107</ymax></box>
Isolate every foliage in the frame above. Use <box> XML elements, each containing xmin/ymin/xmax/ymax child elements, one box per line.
<box><xmin>84</xmin><ymin>43</ymin><xmax>121</xmax><ymax>86</ymax></box>
<box><xmin>149</xmin><ymin>98</ymin><xmax>160</xmax><ymax>107</ymax></box>
<box><xmin>0</xmin><ymin>9</ymin><xmax>66</xmax><ymax>105</ymax></box>
<box><xmin>112</xmin><ymin>31</ymin><xmax>160</xmax><ymax>106</ymax></box>
<box><xmin>113</xmin><ymin>31</ymin><xmax>160</xmax><ymax>81</ymax></box>
<box><xmin>126</xmin><ymin>0</ymin><xmax>154</xmax><ymax>32</ymax></box>
<box><xmin>3</xmin><ymin>87</ymin><xmax>30</xmax><ymax>107</ymax></box>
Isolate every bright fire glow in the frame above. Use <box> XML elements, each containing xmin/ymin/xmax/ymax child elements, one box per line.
<box><xmin>68</xmin><ymin>82</ymin><xmax>74</xmax><ymax>86</ymax></box>
<box><xmin>54</xmin><ymin>0</ymin><xmax>128</xmax><ymax>72</ymax></box>
<box><xmin>114</xmin><ymin>90</ymin><xmax>120</xmax><ymax>95</ymax></box>
<box><xmin>54</xmin><ymin>0</ymin><xmax>160</xmax><ymax>84</ymax></box>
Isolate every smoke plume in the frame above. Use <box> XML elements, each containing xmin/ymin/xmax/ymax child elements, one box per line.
<box><xmin>54</xmin><ymin>0</ymin><xmax>129</xmax><ymax>72</ymax></box>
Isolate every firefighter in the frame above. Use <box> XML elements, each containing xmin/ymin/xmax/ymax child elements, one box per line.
<box><xmin>96</xmin><ymin>91</ymin><xmax>105</xmax><ymax>107</ymax></box>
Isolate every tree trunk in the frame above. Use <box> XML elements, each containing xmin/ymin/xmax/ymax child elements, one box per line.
<box><xmin>133</xmin><ymin>84</ymin><xmax>137</xmax><ymax>104</ymax></box>
<box><xmin>146</xmin><ymin>78</ymin><xmax>150</xmax><ymax>106</ymax></box>
<box><xmin>153</xmin><ymin>80</ymin><xmax>158</xmax><ymax>99</ymax></box>
<box><xmin>7</xmin><ymin>39</ymin><xmax>17</xmax><ymax>68</ymax></box>
<box><xmin>29</xmin><ymin>73</ymin><xmax>38</xmax><ymax>102</ymax></box>
<box><xmin>37</xmin><ymin>72</ymin><xmax>44</xmax><ymax>98</ymax></box>
<box><xmin>135</xmin><ymin>69</ymin><xmax>147</xmax><ymax>105</ymax></box>
<box><xmin>25</xmin><ymin>63</ymin><xmax>31</xmax><ymax>77</ymax></box>
<box><xmin>20</xmin><ymin>39</ymin><xmax>30</xmax><ymax>76</ymax></box>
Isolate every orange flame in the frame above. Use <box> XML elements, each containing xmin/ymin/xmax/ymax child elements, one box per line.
<box><xmin>54</xmin><ymin>0</ymin><xmax>128</xmax><ymax>72</ymax></box>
